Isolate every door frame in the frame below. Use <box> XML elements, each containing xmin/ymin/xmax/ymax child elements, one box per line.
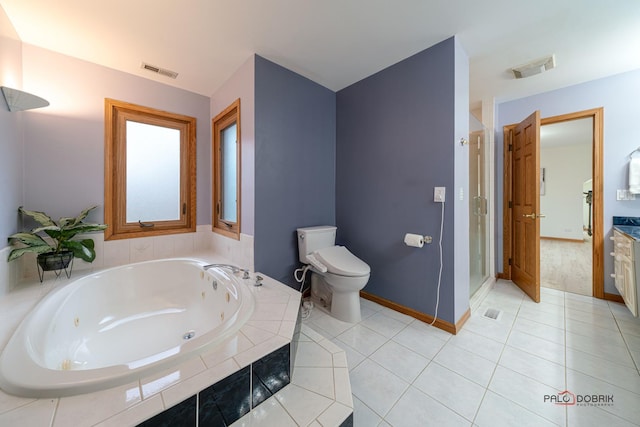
<box><xmin>501</xmin><ymin>107</ymin><xmax>606</xmax><ymax>300</ymax></box>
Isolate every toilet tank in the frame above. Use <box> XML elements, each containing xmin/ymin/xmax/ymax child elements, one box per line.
<box><xmin>297</xmin><ymin>226</ymin><xmax>337</xmax><ymax>263</ymax></box>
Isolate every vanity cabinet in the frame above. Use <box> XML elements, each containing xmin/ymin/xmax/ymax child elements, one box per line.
<box><xmin>611</xmin><ymin>230</ymin><xmax>639</xmax><ymax>316</ymax></box>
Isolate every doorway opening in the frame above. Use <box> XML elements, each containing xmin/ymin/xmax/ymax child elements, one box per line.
<box><xmin>540</xmin><ymin>117</ymin><xmax>593</xmax><ymax>296</ymax></box>
<box><xmin>501</xmin><ymin>108</ymin><xmax>604</xmax><ymax>301</ymax></box>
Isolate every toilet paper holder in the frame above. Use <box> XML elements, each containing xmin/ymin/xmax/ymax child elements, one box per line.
<box><xmin>404</xmin><ymin>233</ymin><xmax>433</xmax><ymax>248</ymax></box>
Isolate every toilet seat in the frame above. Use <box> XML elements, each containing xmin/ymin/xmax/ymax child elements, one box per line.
<box><xmin>314</xmin><ymin>246</ymin><xmax>370</xmax><ymax>277</ymax></box>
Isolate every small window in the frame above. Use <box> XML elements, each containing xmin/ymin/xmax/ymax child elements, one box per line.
<box><xmin>212</xmin><ymin>99</ymin><xmax>241</xmax><ymax>239</ymax></box>
<box><xmin>104</xmin><ymin>99</ymin><xmax>196</xmax><ymax>240</ymax></box>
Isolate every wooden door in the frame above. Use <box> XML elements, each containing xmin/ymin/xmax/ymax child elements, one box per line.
<box><xmin>512</xmin><ymin>111</ymin><xmax>541</xmax><ymax>302</ymax></box>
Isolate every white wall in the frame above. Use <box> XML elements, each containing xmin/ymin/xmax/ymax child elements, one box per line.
<box><xmin>0</xmin><ymin>6</ymin><xmax>23</xmax><ymax>296</ymax></box>
<box><xmin>0</xmin><ymin>6</ymin><xmax>23</xmax><ymax>244</ymax></box>
<box><xmin>540</xmin><ymin>143</ymin><xmax>591</xmax><ymax>239</ymax></box>
<box><xmin>1</xmin><ymin>37</ymin><xmax>213</xmax><ymax>291</ymax></box>
<box><xmin>210</xmin><ymin>56</ymin><xmax>255</xmax><ymax>236</ymax></box>
<box><xmin>20</xmin><ymin>44</ymin><xmax>212</xmax><ymax>225</ymax></box>
<box><xmin>453</xmin><ymin>37</ymin><xmax>470</xmax><ymax>321</ymax></box>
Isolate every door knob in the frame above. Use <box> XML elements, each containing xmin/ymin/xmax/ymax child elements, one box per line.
<box><xmin>522</xmin><ymin>213</ymin><xmax>546</xmax><ymax>219</ymax></box>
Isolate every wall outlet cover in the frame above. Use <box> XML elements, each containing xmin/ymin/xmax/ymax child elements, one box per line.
<box><xmin>434</xmin><ymin>187</ymin><xmax>445</xmax><ymax>202</ymax></box>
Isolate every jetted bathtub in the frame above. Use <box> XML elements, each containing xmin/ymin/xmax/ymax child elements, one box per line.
<box><xmin>0</xmin><ymin>258</ymin><xmax>254</xmax><ymax>397</ymax></box>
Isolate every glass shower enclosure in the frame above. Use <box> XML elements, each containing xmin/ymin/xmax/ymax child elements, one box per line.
<box><xmin>469</xmin><ymin>116</ymin><xmax>490</xmax><ymax>297</ymax></box>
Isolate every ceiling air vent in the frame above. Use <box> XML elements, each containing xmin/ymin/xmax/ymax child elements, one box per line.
<box><xmin>141</xmin><ymin>62</ymin><xmax>178</xmax><ymax>79</ymax></box>
<box><xmin>511</xmin><ymin>55</ymin><xmax>555</xmax><ymax>79</ymax></box>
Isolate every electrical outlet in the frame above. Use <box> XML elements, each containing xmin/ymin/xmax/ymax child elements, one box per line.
<box><xmin>434</xmin><ymin>187</ymin><xmax>446</xmax><ymax>202</ymax></box>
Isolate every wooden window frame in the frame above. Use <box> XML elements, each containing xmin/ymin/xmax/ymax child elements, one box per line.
<box><xmin>212</xmin><ymin>99</ymin><xmax>241</xmax><ymax>240</ymax></box>
<box><xmin>104</xmin><ymin>98</ymin><xmax>196</xmax><ymax>240</ymax></box>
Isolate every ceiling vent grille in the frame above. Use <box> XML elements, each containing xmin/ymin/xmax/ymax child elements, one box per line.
<box><xmin>141</xmin><ymin>62</ymin><xmax>178</xmax><ymax>79</ymax></box>
<box><xmin>511</xmin><ymin>55</ymin><xmax>555</xmax><ymax>79</ymax></box>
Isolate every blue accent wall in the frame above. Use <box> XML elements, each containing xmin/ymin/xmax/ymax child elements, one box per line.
<box><xmin>254</xmin><ymin>56</ymin><xmax>336</xmax><ymax>288</ymax></box>
<box><xmin>336</xmin><ymin>38</ymin><xmax>464</xmax><ymax>323</ymax></box>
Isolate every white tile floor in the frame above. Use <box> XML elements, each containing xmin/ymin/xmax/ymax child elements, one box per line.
<box><xmin>304</xmin><ymin>281</ymin><xmax>640</xmax><ymax>427</ymax></box>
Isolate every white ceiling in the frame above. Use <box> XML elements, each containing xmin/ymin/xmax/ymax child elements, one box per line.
<box><xmin>2</xmin><ymin>0</ymin><xmax>640</xmax><ymax>109</ymax></box>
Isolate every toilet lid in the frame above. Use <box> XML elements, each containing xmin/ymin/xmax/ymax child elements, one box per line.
<box><xmin>314</xmin><ymin>246</ymin><xmax>370</xmax><ymax>277</ymax></box>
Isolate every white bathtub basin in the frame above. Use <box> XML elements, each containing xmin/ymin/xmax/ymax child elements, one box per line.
<box><xmin>0</xmin><ymin>258</ymin><xmax>254</xmax><ymax>397</ymax></box>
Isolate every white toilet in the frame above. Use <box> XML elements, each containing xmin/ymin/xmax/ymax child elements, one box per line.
<box><xmin>297</xmin><ymin>226</ymin><xmax>370</xmax><ymax>323</ymax></box>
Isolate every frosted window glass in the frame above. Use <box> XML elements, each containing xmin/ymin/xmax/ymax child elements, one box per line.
<box><xmin>221</xmin><ymin>123</ymin><xmax>237</xmax><ymax>222</ymax></box>
<box><xmin>126</xmin><ymin>121</ymin><xmax>181</xmax><ymax>222</ymax></box>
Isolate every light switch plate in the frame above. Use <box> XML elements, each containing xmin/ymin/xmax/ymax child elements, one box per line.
<box><xmin>617</xmin><ymin>189</ymin><xmax>636</xmax><ymax>200</ymax></box>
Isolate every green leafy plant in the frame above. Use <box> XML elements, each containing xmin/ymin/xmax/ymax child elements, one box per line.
<box><xmin>8</xmin><ymin>206</ymin><xmax>107</xmax><ymax>263</ymax></box>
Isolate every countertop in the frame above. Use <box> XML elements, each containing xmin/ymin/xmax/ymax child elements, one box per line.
<box><xmin>613</xmin><ymin>225</ymin><xmax>640</xmax><ymax>241</ymax></box>
<box><xmin>613</xmin><ymin>216</ymin><xmax>640</xmax><ymax>241</ymax></box>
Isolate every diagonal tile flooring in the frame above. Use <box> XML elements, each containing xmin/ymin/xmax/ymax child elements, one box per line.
<box><xmin>304</xmin><ymin>280</ymin><xmax>640</xmax><ymax>427</ymax></box>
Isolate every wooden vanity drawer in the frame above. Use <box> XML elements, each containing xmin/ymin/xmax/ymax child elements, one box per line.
<box><xmin>613</xmin><ymin>230</ymin><xmax>638</xmax><ymax>316</ymax></box>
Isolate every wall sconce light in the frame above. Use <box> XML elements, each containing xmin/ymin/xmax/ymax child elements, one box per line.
<box><xmin>1</xmin><ymin>86</ymin><xmax>49</xmax><ymax>112</ymax></box>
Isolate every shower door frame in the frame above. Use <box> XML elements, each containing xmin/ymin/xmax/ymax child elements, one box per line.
<box><xmin>469</xmin><ymin>128</ymin><xmax>490</xmax><ymax>297</ymax></box>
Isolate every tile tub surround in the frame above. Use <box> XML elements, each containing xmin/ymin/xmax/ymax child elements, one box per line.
<box><xmin>140</xmin><ymin>324</ymin><xmax>355</xmax><ymax>427</ymax></box>
<box><xmin>231</xmin><ymin>324</ymin><xmax>353</xmax><ymax>427</ymax></box>
<box><xmin>6</xmin><ymin>226</ymin><xmax>254</xmax><ymax>285</ymax></box>
<box><xmin>0</xmin><ymin>252</ymin><xmax>306</xmax><ymax>426</ymax></box>
<box><xmin>138</xmin><ymin>347</ymin><xmax>288</xmax><ymax>427</ymax></box>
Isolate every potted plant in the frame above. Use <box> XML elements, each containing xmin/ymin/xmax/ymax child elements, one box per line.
<box><xmin>7</xmin><ymin>206</ymin><xmax>107</xmax><ymax>281</ymax></box>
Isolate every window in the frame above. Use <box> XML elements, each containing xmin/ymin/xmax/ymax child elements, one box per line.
<box><xmin>104</xmin><ymin>98</ymin><xmax>196</xmax><ymax>240</ymax></box>
<box><xmin>212</xmin><ymin>99</ymin><xmax>241</xmax><ymax>239</ymax></box>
